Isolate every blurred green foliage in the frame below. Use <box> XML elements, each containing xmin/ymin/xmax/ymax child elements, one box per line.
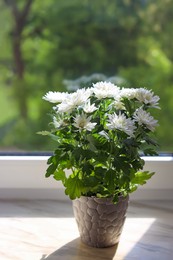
<box><xmin>0</xmin><ymin>0</ymin><xmax>172</xmax><ymax>152</ymax></box>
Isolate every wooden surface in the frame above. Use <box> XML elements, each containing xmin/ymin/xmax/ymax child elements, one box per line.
<box><xmin>0</xmin><ymin>199</ymin><xmax>173</xmax><ymax>260</ymax></box>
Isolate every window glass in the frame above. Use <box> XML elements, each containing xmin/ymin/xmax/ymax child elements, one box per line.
<box><xmin>0</xmin><ymin>0</ymin><xmax>172</xmax><ymax>152</ymax></box>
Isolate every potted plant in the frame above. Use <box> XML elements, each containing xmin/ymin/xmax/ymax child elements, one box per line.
<box><xmin>39</xmin><ymin>81</ymin><xmax>160</xmax><ymax>247</ymax></box>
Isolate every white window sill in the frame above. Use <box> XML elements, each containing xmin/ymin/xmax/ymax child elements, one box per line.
<box><xmin>0</xmin><ymin>156</ymin><xmax>173</xmax><ymax>200</ymax></box>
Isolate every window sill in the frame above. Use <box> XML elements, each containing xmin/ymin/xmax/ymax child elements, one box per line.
<box><xmin>0</xmin><ymin>156</ymin><xmax>173</xmax><ymax>200</ymax></box>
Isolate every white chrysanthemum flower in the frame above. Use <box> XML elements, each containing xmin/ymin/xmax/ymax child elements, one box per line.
<box><xmin>56</xmin><ymin>101</ymin><xmax>73</xmax><ymax>113</ymax></box>
<box><xmin>57</xmin><ymin>88</ymin><xmax>92</xmax><ymax>113</ymax></box>
<box><xmin>43</xmin><ymin>91</ymin><xmax>69</xmax><ymax>103</ymax></box>
<box><xmin>73</xmin><ymin>113</ymin><xmax>97</xmax><ymax>131</ymax></box>
<box><xmin>133</xmin><ymin>108</ymin><xmax>158</xmax><ymax>131</ymax></box>
<box><xmin>135</xmin><ymin>88</ymin><xmax>160</xmax><ymax>108</ymax></box>
<box><xmin>120</xmin><ymin>88</ymin><xmax>138</xmax><ymax>99</ymax></box>
<box><xmin>83</xmin><ymin>99</ymin><xmax>97</xmax><ymax>113</ymax></box>
<box><xmin>92</xmin><ymin>81</ymin><xmax>120</xmax><ymax>99</ymax></box>
<box><xmin>106</xmin><ymin>112</ymin><xmax>136</xmax><ymax>137</ymax></box>
<box><xmin>71</xmin><ymin>88</ymin><xmax>92</xmax><ymax>105</ymax></box>
<box><xmin>53</xmin><ymin>116</ymin><xmax>64</xmax><ymax>128</ymax></box>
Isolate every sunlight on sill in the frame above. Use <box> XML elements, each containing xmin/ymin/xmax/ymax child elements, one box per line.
<box><xmin>118</xmin><ymin>218</ymin><xmax>156</xmax><ymax>256</ymax></box>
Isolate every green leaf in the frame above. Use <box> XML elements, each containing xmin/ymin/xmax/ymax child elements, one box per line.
<box><xmin>123</xmin><ymin>98</ymin><xmax>133</xmax><ymax>114</ymax></box>
<box><xmin>45</xmin><ymin>163</ymin><xmax>57</xmax><ymax>177</ymax></box>
<box><xmin>83</xmin><ymin>174</ymin><xmax>99</xmax><ymax>188</ymax></box>
<box><xmin>94</xmin><ymin>167</ymin><xmax>106</xmax><ymax>178</ymax></box>
<box><xmin>113</xmin><ymin>156</ymin><xmax>129</xmax><ymax>172</ymax></box>
<box><xmin>37</xmin><ymin>131</ymin><xmax>59</xmax><ymax>142</ymax></box>
<box><xmin>143</xmin><ymin>148</ymin><xmax>158</xmax><ymax>156</ymax></box>
<box><xmin>129</xmin><ymin>184</ymin><xmax>138</xmax><ymax>193</ymax></box>
<box><xmin>65</xmin><ymin>175</ymin><xmax>84</xmax><ymax>200</ymax></box>
<box><xmin>131</xmin><ymin>171</ymin><xmax>155</xmax><ymax>185</ymax></box>
<box><xmin>54</xmin><ymin>169</ymin><xmax>66</xmax><ymax>184</ymax></box>
<box><xmin>130</xmin><ymin>158</ymin><xmax>145</xmax><ymax>171</ymax></box>
<box><xmin>82</xmin><ymin>162</ymin><xmax>94</xmax><ymax>174</ymax></box>
<box><xmin>47</xmin><ymin>155</ymin><xmax>54</xmax><ymax>165</ymax></box>
<box><xmin>144</xmin><ymin>136</ymin><xmax>158</xmax><ymax>146</ymax></box>
<box><xmin>89</xmin><ymin>133</ymin><xmax>108</xmax><ymax>149</ymax></box>
<box><xmin>105</xmin><ymin>169</ymin><xmax>116</xmax><ymax>193</ymax></box>
<box><xmin>54</xmin><ymin>149</ymin><xmax>63</xmax><ymax>157</ymax></box>
<box><xmin>94</xmin><ymin>151</ymin><xmax>109</xmax><ymax>166</ymax></box>
<box><xmin>73</xmin><ymin>147</ymin><xmax>95</xmax><ymax>161</ymax></box>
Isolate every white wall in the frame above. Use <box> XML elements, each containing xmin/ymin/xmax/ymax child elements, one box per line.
<box><xmin>0</xmin><ymin>156</ymin><xmax>173</xmax><ymax>200</ymax></box>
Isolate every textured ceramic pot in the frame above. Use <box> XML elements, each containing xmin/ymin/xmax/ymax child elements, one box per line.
<box><xmin>72</xmin><ymin>195</ymin><xmax>129</xmax><ymax>248</ymax></box>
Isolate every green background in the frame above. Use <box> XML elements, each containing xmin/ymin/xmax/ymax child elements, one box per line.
<box><xmin>0</xmin><ymin>0</ymin><xmax>172</xmax><ymax>152</ymax></box>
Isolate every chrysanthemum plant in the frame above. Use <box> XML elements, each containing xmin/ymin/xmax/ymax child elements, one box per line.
<box><xmin>39</xmin><ymin>81</ymin><xmax>160</xmax><ymax>203</ymax></box>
